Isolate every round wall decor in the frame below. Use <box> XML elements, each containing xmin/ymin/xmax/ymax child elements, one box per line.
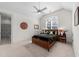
<box><xmin>20</xmin><ymin>22</ymin><xmax>28</xmax><ymax>30</ymax></box>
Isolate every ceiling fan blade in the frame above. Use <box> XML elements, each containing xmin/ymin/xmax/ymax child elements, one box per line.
<box><xmin>33</xmin><ymin>6</ymin><xmax>39</xmax><ymax>11</ymax></box>
<box><xmin>40</xmin><ymin>7</ymin><xmax>47</xmax><ymax>12</ymax></box>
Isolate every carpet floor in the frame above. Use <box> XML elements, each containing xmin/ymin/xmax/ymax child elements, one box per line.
<box><xmin>0</xmin><ymin>42</ymin><xmax>75</xmax><ymax>57</ymax></box>
<box><xmin>24</xmin><ymin>42</ymin><xmax>75</xmax><ymax>57</ymax></box>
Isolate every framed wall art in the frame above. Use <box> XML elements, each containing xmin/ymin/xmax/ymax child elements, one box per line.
<box><xmin>20</xmin><ymin>22</ymin><xmax>28</xmax><ymax>30</ymax></box>
<box><xmin>34</xmin><ymin>25</ymin><xmax>39</xmax><ymax>29</ymax></box>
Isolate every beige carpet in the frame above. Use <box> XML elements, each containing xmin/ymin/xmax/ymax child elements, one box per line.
<box><xmin>24</xmin><ymin>42</ymin><xmax>75</xmax><ymax>57</ymax></box>
<box><xmin>0</xmin><ymin>42</ymin><xmax>75</xmax><ymax>57</ymax></box>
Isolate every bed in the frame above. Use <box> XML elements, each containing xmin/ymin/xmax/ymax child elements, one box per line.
<box><xmin>32</xmin><ymin>34</ymin><xmax>57</xmax><ymax>51</ymax></box>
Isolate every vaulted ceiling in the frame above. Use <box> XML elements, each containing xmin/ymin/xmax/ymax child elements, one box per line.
<box><xmin>0</xmin><ymin>2</ymin><xmax>74</xmax><ymax>15</ymax></box>
<box><xmin>0</xmin><ymin>2</ymin><xmax>73</xmax><ymax>20</ymax></box>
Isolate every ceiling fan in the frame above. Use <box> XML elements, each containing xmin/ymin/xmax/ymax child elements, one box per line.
<box><xmin>33</xmin><ymin>2</ymin><xmax>47</xmax><ymax>14</ymax></box>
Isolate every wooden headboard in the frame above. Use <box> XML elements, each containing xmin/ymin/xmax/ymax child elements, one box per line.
<box><xmin>42</xmin><ymin>29</ymin><xmax>58</xmax><ymax>35</ymax></box>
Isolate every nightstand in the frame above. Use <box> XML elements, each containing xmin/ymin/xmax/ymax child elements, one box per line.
<box><xmin>59</xmin><ymin>36</ymin><xmax>66</xmax><ymax>43</ymax></box>
<box><xmin>58</xmin><ymin>32</ymin><xmax>66</xmax><ymax>43</ymax></box>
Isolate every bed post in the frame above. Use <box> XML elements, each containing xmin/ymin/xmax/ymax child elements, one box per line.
<box><xmin>48</xmin><ymin>49</ymin><xmax>49</xmax><ymax>52</ymax></box>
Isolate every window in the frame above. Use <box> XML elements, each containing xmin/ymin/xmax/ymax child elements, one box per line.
<box><xmin>46</xmin><ymin>16</ymin><xmax>58</xmax><ymax>29</ymax></box>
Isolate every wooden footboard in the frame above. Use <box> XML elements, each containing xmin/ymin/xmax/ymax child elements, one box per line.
<box><xmin>32</xmin><ymin>37</ymin><xmax>56</xmax><ymax>51</ymax></box>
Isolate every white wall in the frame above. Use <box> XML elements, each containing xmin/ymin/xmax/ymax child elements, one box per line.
<box><xmin>40</xmin><ymin>9</ymin><xmax>72</xmax><ymax>43</ymax></box>
<box><xmin>0</xmin><ymin>2</ymin><xmax>63</xmax><ymax>44</ymax></box>
<box><xmin>72</xmin><ymin>2</ymin><xmax>79</xmax><ymax>56</ymax></box>
<box><xmin>0</xmin><ymin>2</ymin><xmax>74</xmax><ymax>44</ymax></box>
<box><xmin>0</xmin><ymin>8</ymin><xmax>40</xmax><ymax>44</ymax></box>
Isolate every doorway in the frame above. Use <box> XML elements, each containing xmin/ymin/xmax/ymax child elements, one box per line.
<box><xmin>0</xmin><ymin>13</ymin><xmax>11</xmax><ymax>44</ymax></box>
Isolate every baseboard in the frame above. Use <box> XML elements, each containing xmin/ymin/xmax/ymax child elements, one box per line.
<box><xmin>11</xmin><ymin>40</ymin><xmax>32</xmax><ymax>46</ymax></box>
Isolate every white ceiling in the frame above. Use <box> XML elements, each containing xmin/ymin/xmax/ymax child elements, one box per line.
<box><xmin>0</xmin><ymin>2</ymin><xmax>74</xmax><ymax>15</ymax></box>
<box><xmin>61</xmin><ymin>2</ymin><xmax>74</xmax><ymax>11</ymax></box>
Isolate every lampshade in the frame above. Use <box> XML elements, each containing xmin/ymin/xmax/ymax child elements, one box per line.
<box><xmin>58</xmin><ymin>27</ymin><xmax>68</xmax><ymax>32</ymax></box>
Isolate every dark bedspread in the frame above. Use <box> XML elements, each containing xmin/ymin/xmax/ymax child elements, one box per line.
<box><xmin>32</xmin><ymin>34</ymin><xmax>56</xmax><ymax>42</ymax></box>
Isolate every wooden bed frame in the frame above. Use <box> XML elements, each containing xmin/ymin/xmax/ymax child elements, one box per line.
<box><xmin>32</xmin><ymin>37</ymin><xmax>56</xmax><ymax>51</ymax></box>
<box><xmin>32</xmin><ymin>29</ymin><xmax>58</xmax><ymax>51</ymax></box>
<box><xmin>32</xmin><ymin>29</ymin><xmax>66</xmax><ymax>51</ymax></box>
